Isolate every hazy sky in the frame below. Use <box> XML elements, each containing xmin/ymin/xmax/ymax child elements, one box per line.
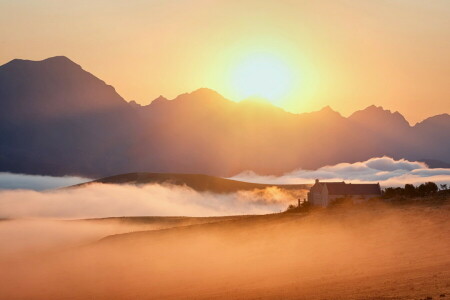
<box><xmin>1</xmin><ymin>0</ymin><xmax>449</xmax><ymax>123</ymax></box>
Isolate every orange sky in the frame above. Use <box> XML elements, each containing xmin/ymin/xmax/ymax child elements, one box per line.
<box><xmin>1</xmin><ymin>0</ymin><xmax>449</xmax><ymax>124</ymax></box>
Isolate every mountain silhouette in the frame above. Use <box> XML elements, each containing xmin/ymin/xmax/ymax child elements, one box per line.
<box><xmin>1</xmin><ymin>56</ymin><xmax>449</xmax><ymax>177</ymax></box>
<box><xmin>0</xmin><ymin>56</ymin><xmax>135</xmax><ymax>176</ymax></box>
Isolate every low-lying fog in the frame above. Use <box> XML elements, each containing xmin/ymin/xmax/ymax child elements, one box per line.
<box><xmin>0</xmin><ymin>204</ymin><xmax>449</xmax><ymax>299</ymax></box>
<box><xmin>0</xmin><ymin>183</ymin><xmax>294</xmax><ymax>219</ymax></box>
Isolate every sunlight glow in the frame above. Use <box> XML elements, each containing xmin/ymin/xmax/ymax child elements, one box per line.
<box><xmin>230</xmin><ymin>53</ymin><xmax>294</xmax><ymax>105</ymax></box>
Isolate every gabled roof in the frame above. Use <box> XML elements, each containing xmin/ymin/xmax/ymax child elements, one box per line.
<box><xmin>323</xmin><ymin>182</ymin><xmax>381</xmax><ymax>195</ymax></box>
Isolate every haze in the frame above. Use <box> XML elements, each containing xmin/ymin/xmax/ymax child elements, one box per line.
<box><xmin>1</xmin><ymin>203</ymin><xmax>449</xmax><ymax>299</ymax></box>
<box><xmin>1</xmin><ymin>0</ymin><xmax>449</xmax><ymax>123</ymax></box>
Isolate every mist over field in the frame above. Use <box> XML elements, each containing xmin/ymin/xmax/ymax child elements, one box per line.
<box><xmin>1</xmin><ymin>203</ymin><xmax>449</xmax><ymax>300</ymax></box>
<box><xmin>0</xmin><ymin>183</ymin><xmax>294</xmax><ymax>219</ymax></box>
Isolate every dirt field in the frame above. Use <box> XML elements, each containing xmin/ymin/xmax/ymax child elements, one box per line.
<box><xmin>1</xmin><ymin>202</ymin><xmax>449</xmax><ymax>299</ymax></box>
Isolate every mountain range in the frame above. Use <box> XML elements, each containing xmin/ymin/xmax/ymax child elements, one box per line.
<box><xmin>1</xmin><ymin>56</ymin><xmax>449</xmax><ymax>178</ymax></box>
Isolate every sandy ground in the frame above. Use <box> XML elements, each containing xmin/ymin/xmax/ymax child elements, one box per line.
<box><xmin>0</xmin><ymin>202</ymin><xmax>449</xmax><ymax>299</ymax></box>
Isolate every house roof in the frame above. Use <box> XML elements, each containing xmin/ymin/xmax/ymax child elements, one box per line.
<box><xmin>323</xmin><ymin>182</ymin><xmax>381</xmax><ymax>195</ymax></box>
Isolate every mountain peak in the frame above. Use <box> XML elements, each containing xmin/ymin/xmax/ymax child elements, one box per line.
<box><xmin>172</xmin><ymin>88</ymin><xmax>230</xmax><ymax>105</ymax></box>
<box><xmin>317</xmin><ymin>105</ymin><xmax>342</xmax><ymax>118</ymax></box>
<box><xmin>188</xmin><ymin>88</ymin><xmax>223</xmax><ymax>98</ymax></box>
<box><xmin>0</xmin><ymin>55</ymin><xmax>128</xmax><ymax>121</ymax></box>
<box><xmin>354</xmin><ymin>105</ymin><xmax>401</xmax><ymax>116</ymax></box>
<box><xmin>420</xmin><ymin>113</ymin><xmax>450</xmax><ymax>122</ymax></box>
<box><xmin>128</xmin><ymin>100</ymin><xmax>142</xmax><ymax>108</ymax></box>
<box><xmin>2</xmin><ymin>56</ymin><xmax>80</xmax><ymax>69</ymax></box>
<box><xmin>298</xmin><ymin>106</ymin><xmax>343</xmax><ymax>121</ymax></box>
<box><xmin>153</xmin><ymin>95</ymin><xmax>168</xmax><ymax>102</ymax></box>
<box><xmin>41</xmin><ymin>56</ymin><xmax>81</xmax><ymax>67</ymax></box>
<box><xmin>320</xmin><ymin>105</ymin><xmax>336</xmax><ymax>112</ymax></box>
<box><xmin>147</xmin><ymin>95</ymin><xmax>168</xmax><ymax>107</ymax></box>
<box><xmin>350</xmin><ymin>105</ymin><xmax>410</xmax><ymax>127</ymax></box>
<box><xmin>42</xmin><ymin>55</ymin><xmax>74</xmax><ymax>63</ymax></box>
<box><xmin>415</xmin><ymin>113</ymin><xmax>450</xmax><ymax>128</ymax></box>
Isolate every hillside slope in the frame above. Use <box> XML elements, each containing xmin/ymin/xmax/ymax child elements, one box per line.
<box><xmin>2</xmin><ymin>202</ymin><xmax>449</xmax><ymax>299</ymax></box>
<box><xmin>76</xmin><ymin>172</ymin><xmax>310</xmax><ymax>194</ymax></box>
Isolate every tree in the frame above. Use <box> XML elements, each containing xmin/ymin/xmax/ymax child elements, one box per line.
<box><xmin>417</xmin><ymin>182</ymin><xmax>438</xmax><ymax>196</ymax></box>
<box><xmin>404</xmin><ymin>184</ymin><xmax>416</xmax><ymax>197</ymax></box>
<box><xmin>384</xmin><ymin>182</ymin><xmax>439</xmax><ymax>199</ymax></box>
<box><xmin>287</xmin><ymin>204</ymin><xmax>296</xmax><ymax>211</ymax></box>
<box><xmin>299</xmin><ymin>200</ymin><xmax>311</xmax><ymax>212</ymax></box>
<box><xmin>383</xmin><ymin>187</ymin><xmax>405</xmax><ymax>198</ymax></box>
<box><xmin>440</xmin><ymin>184</ymin><xmax>448</xmax><ymax>191</ymax></box>
<box><xmin>285</xmin><ymin>199</ymin><xmax>312</xmax><ymax>213</ymax></box>
<box><xmin>426</xmin><ymin>182</ymin><xmax>439</xmax><ymax>194</ymax></box>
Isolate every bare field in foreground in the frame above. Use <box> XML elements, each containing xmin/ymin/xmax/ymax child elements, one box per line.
<box><xmin>1</xmin><ymin>202</ymin><xmax>449</xmax><ymax>300</ymax></box>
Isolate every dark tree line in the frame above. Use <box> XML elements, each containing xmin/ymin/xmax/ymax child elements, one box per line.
<box><xmin>383</xmin><ymin>182</ymin><xmax>446</xmax><ymax>198</ymax></box>
<box><xmin>285</xmin><ymin>181</ymin><xmax>449</xmax><ymax>212</ymax></box>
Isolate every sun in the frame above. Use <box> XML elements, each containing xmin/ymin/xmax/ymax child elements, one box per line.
<box><xmin>230</xmin><ymin>53</ymin><xmax>294</xmax><ymax>105</ymax></box>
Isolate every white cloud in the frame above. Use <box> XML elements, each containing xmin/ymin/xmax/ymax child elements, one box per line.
<box><xmin>231</xmin><ymin>156</ymin><xmax>450</xmax><ymax>187</ymax></box>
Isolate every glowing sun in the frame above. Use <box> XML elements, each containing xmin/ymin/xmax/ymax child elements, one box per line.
<box><xmin>230</xmin><ymin>53</ymin><xmax>294</xmax><ymax>104</ymax></box>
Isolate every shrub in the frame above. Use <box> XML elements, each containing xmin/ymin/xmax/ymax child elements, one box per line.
<box><xmin>383</xmin><ymin>182</ymin><xmax>439</xmax><ymax>199</ymax></box>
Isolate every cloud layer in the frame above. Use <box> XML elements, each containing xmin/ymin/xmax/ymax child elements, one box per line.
<box><xmin>0</xmin><ymin>172</ymin><xmax>89</xmax><ymax>191</ymax></box>
<box><xmin>231</xmin><ymin>156</ymin><xmax>450</xmax><ymax>187</ymax></box>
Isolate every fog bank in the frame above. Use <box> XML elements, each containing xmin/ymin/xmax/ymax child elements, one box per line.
<box><xmin>1</xmin><ymin>203</ymin><xmax>449</xmax><ymax>300</ymax></box>
<box><xmin>0</xmin><ymin>183</ymin><xmax>292</xmax><ymax>219</ymax></box>
<box><xmin>232</xmin><ymin>156</ymin><xmax>450</xmax><ymax>187</ymax></box>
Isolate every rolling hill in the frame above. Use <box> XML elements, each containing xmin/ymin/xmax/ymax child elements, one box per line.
<box><xmin>74</xmin><ymin>172</ymin><xmax>310</xmax><ymax>194</ymax></box>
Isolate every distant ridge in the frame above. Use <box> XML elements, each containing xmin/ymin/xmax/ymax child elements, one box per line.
<box><xmin>1</xmin><ymin>56</ymin><xmax>450</xmax><ymax>177</ymax></box>
<box><xmin>73</xmin><ymin>172</ymin><xmax>310</xmax><ymax>194</ymax></box>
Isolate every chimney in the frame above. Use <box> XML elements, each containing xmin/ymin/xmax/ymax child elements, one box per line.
<box><xmin>315</xmin><ymin>179</ymin><xmax>319</xmax><ymax>184</ymax></box>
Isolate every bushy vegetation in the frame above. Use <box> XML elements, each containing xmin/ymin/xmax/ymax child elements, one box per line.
<box><xmin>383</xmin><ymin>182</ymin><xmax>445</xmax><ymax>198</ymax></box>
<box><xmin>285</xmin><ymin>181</ymin><xmax>450</xmax><ymax>212</ymax></box>
<box><xmin>285</xmin><ymin>200</ymin><xmax>311</xmax><ymax>213</ymax></box>
<box><xmin>382</xmin><ymin>182</ymin><xmax>450</xmax><ymax>206</ymax></box>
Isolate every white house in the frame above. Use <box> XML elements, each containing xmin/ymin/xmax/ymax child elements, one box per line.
<box><xmin>307</xmin><ymin>179</ymin><xmax>381</xmax><ymax>207</ymax></box>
